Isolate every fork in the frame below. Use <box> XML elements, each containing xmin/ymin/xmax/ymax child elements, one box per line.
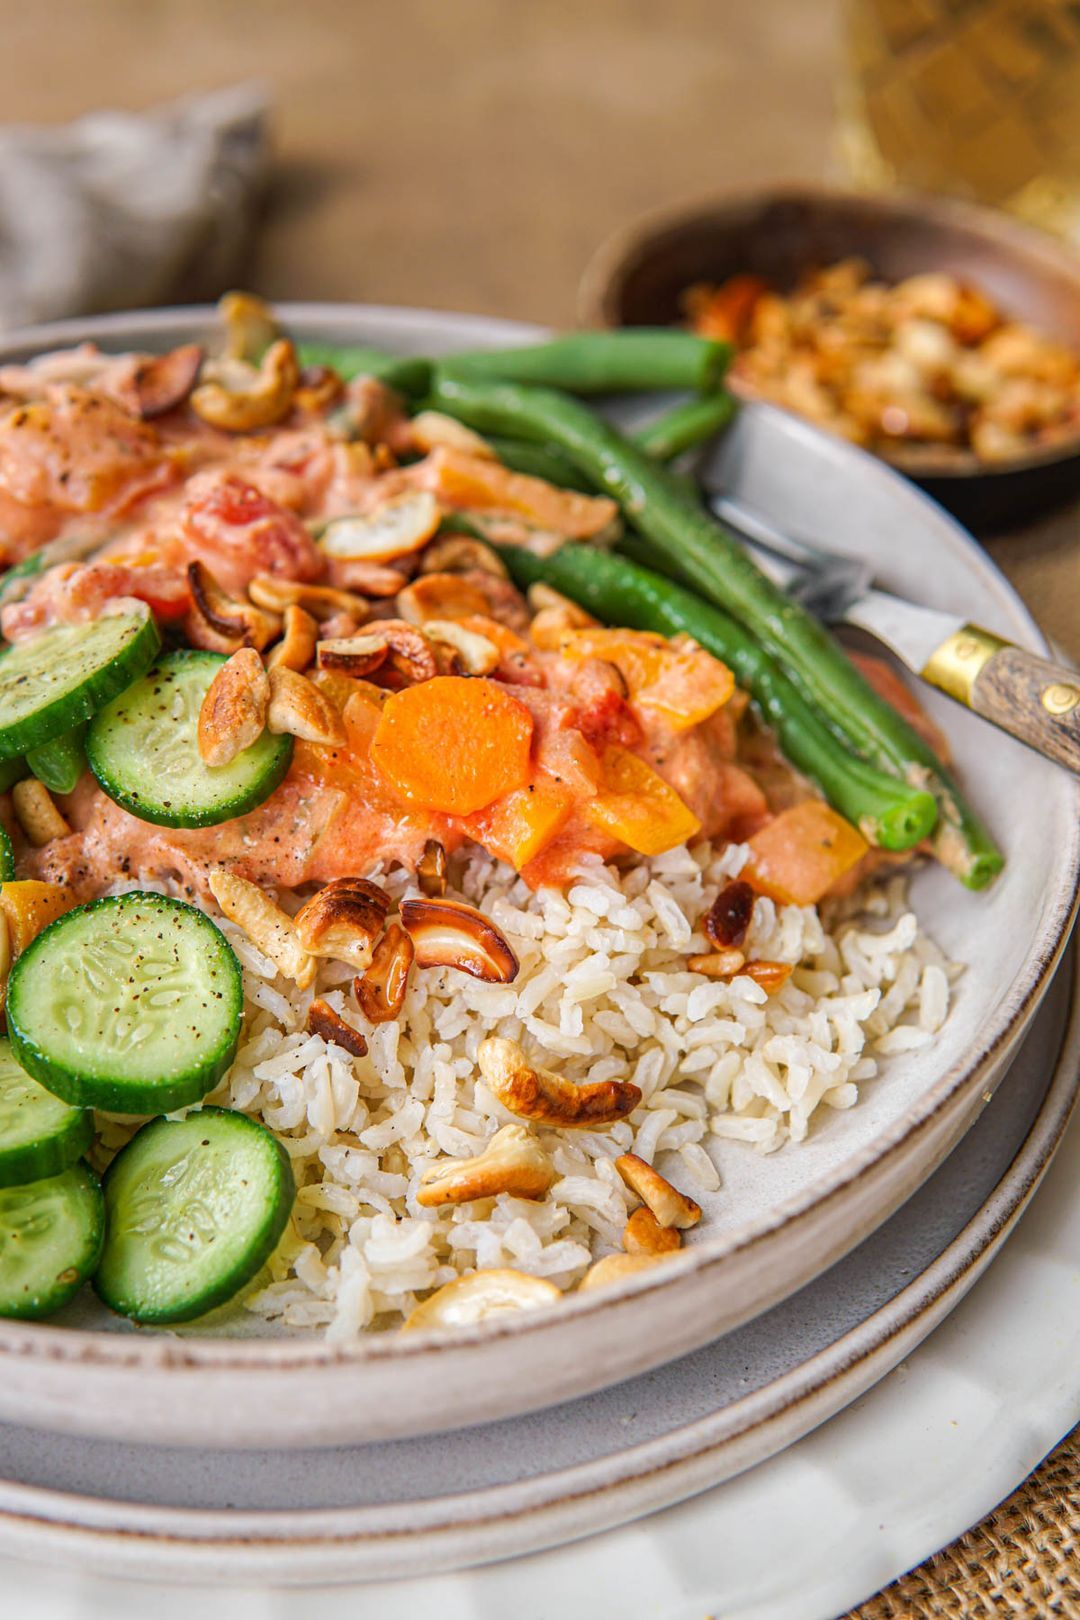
<box><xmin>710</xmin><ymin>493</ymin><xmax>1080</xmax><ymax>775</ymax></box>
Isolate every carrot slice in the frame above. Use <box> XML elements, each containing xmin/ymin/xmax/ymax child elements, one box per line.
<box><xmin>370</xmin><ymin>676</ymin><xmax>534</xmax><ymax>815</ymax></box>
<box><xmin>742</xmin><ymin>801</ymin><xmax>868</xmax><ymax>906</ymax></box>
<box><xmin>584</xmin><ymin>745</ymin><xmax>701</xmax><ymax>856</ymax></box>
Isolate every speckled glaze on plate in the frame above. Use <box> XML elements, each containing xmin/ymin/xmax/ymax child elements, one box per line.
<box><xmin>0</xmin><ymin>305</ymin><xmax>1075</xmax><ymax>1450</ymax></box>
<box><xmin>0</xmin><ymin>947</ymin><xmax>1074</xmax><ymax>1588</ymax></box>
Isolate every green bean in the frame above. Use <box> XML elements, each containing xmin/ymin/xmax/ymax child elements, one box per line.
<box><xmin>430</xmin><ymin>372</ymin><xmax>1002</xmax><ymax>888</ymax></box>
<box><xmin>296</xmin><ymin>343</ymin><xmax>432</xmax><ymax>397</ymax></box>
<box><xmin>485</xmin><ymin>437</ymin><xmax>595</xmax><ymax>492</ymax></box>
<box><xmin>501</xmin><ymin>543</ymin><xmax>937</xmax><ymax>852</ymax></box>
<box><xmin>439</xmin><ymin>330</ymin><xmax>730</xmax><ymax>396</ymax></box>
<box><xmin>633</xmin><ymin>390</ymin><xmax>737</xmax><ymax>461</ymax></box>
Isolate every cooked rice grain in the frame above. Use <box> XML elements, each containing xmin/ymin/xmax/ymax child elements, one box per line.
<box><xmin>196</xmin><ymin>844</ymin><xmax>957</xmax><ymax>1338</ymax></box>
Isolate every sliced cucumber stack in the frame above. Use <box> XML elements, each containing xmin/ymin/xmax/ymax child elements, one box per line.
<box><xmin>95</xmin><ymin>1109</ymin><xmax>295</xmax><ymax>1324</ymax></box>
<box><xmin>0</xmin><ymin>1161</ymin><xmax>104</xmax><ymax>1319</ymax></box>
<box><xmin>0</xmin><ymin>1038</ymin><xmax>92</xmax><ymax>1187</ymax></box>
<box><xmin>86</xmin><ymin>650</ymin><xmax>293</xmax><ymax>828</ymax></box>
<box><xmin>0</xmin><ymin>610</ymin><xmax>161</xmax><ymax>761</ymax></box>
<box><xmin>7</xmin><ymin>892</ymin><xmax>243</xmax><ymax>1114</ymax></box>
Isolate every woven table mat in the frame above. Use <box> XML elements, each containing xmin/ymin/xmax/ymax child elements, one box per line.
<box><xmin>848</xmin><ymin>1425</ymin><xmax>1079</xmax><ymax>1618</ymax></box>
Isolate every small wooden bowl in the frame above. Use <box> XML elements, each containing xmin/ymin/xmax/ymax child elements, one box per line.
<box><xmin>579</xmin><ymin>184</ymin><xmax>1080</xmax><ymax>532</ymax></box>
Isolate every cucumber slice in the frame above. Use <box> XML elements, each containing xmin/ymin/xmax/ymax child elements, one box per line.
<box><xmin>27</xmin><ymin>724</ymin><xmax>87</xmax><ymax>795</ymax></box>
<box><xmin>0</xmin><ymin>756</ymin><xmax>28</xmax><ymax>794</ymax></box>
<box><xmin>0</xmin><ymin>1038</ymin><xmax>92</xmax><ymax>1187</ymax></box>
<box><xmin>95</xmin><ymin>1109</ymin><xmax>295</xmax><ymax>1324</ymax></box>
<box><xmin>0</xmin><ymin>610</ymin><xmax>161</xmax><ymax>761</ymax></box>
<box><xmin>86</xmin><ymin>650</ymin><xmax>293</xmax><ymax>829</ymax></box>
<box><xmin>7</xmin><ymin>892</ymin><xmax>243</xmax><ymax>1114</ymax></box>
<box><xmin>0</xmin><ymin>1161</ymin><xmax>104</xmax><ymax>1319</ymax></box>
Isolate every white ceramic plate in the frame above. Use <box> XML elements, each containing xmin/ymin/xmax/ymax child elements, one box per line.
<box><xmin>0</xmin><ymin>947</ymin><xmax>1074</xmax><ymax>1590</ymax></box>
<box><xmin>0</xmin><ymin>305</ymin><xmax>1076</xmax><ymax>1448</ymax></box>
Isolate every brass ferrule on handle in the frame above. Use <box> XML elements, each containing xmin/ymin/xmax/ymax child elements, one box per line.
<box><xmin>921</xmin><ymin>624</ymin><xmax>1007</xmax><ymax>705</ymax></box>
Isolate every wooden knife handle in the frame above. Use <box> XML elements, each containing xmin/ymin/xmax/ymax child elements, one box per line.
<box><xmin>922</xmin><ymin>625</ymin><xmax>1080</xmax><ymax>774</ymax></box>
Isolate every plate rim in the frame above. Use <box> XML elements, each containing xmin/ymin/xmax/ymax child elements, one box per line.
<box><xmin>0</xmin><ymin>301</ymin><xmax>1076</xmax><ymax>1381</ymax></box>
<box><xmin>0</xmin><ymin>948</ymin><xmax>1074</xmax><ymax>1584</ymax></box>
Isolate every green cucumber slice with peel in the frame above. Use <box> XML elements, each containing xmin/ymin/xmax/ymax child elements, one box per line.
<box><xmin>0</xmin><ymin>1038</ymin><xmax>92</xmax><ymax>1188</ymax></box>
<box><xmin>0</xmin><ymin>1161</ymin><xmax>104</xmax><ymax>1319</ymax></box>
<box><xmin>7</xmin><ymin>892</ymin><xmax>244</xmax><ymax>1114</ymax></box>
<box><xmin>27</xmin><ymin>724</ymin><xmax>87</xmax><ymax>795</ymax></box>
<box><xmin>94</xmin><ymin>1109</ymin><xmax>295</xmax><ymax>1325</ymax></box>
<box><xmin>0</xmin><ymin>610</ymin><xmax>161</xmax><ymax>761</ymax></box>
<box><xmin>86</xmin><ymin>650</ymin><xmax>293</xmax><ymax>828</ymax></box>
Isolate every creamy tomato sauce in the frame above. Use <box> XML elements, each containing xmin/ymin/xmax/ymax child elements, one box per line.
<box><xmin>0</xmin><ymin>342</ymin><xmax>784</xmax><ymax>902</ymax></box>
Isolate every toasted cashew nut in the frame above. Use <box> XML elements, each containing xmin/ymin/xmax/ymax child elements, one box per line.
<box><xmin>359</xmin><ymin>619</ymin><xmax>438</xmax><ymax>685</ymax></box>
<box><xmin>409</xmin><ymin>410</ymin><xmax>496</xmax><ymax>459</ymax></box>
<box><xmin>12</xmin><ymin>779</ymin><xmax>71</xmax><ymax>847</ymax></box>
<box><xmin>477</xmin><ymin>1037</ymin><xmax>641</xmax><ymax>1129</ymax></box>
<box><xmin>417</xmin><ymin>1124</ymin><xmax>556</xmax><ymax>1208</ymax></box>
<box><xmin>739</xmin><ymin>960</ymin><xmax>794</xmax><ymax>994</ymax></box>
<box><xmin>197</xmin><ymin>647</ymin><xmax>270</xmax><ymax>767</ymax></box>
<box><xmin>419</xmin><ymin>535</ymin><xmax>509</xmax><ymax>579</ymax></box>
<box><xmin>294</xmin><ymin>364</ymin><xmax>345</xmax><ymax>414</ymax></box>
<box><xmin>623</xmin><ymin>1206</ymin><xmax>682</xmax><ymax>1256</ymax></box>
<box><xmin>687</xmin><ymin>948</ymin><xmax>747</xmax><ymax>979</ymax></box>
<box><xmin>218</xmin><ymin>290</ymin><xmax>281</xmax><ymax>364</ymax></box>
<box><xmin>249</xmin><ymin>575</ymin><xmax>371</xmax><ymax>623</ymax></box>
<box><xmin>416</xmin><ymin>838</ymin><xmax>447</xmax><ymax>898</ymax></box>
<box><xmin>320</xmin><ymin>492</ymin><xmax>441</xmax><ymax>565</ymax></box>
<box><xmin>526</xmin><ymin>583</ymin><xmax>599</xmax><ymax>651</ymax></box>
<box><xmin>615</xmin><ymin>1152</ymin><xmax>702</xmax><ymax>1230</ymax></box>
<box><xmin>293</xmin><ymin>877</ymin><xmax>390</xmax><ymax>972</ymax></box>
<box><xmin>401</xmin><ymin>899</ymin><xmax>518</xmax><ymax>983</ymax></box>
<box><xmin>332</xmin><ymin>559</ymin><xmax>411</xmax><ymax>598</ymax></box>
<box><xmin>208</xmin><ymin>868</ymin><xmax>315</xmax><ymax>989</ymax></box>
<box><xmin>354</xmin><ymin>921</ymin><xmax>413</xmax><ymax>1023</ymax></box>
<box><xmin>578</xmin><ymin>1253</ymin><xmax>668</xmax><ymax>1293</ymax></box>
<box><xmin>113</xmin><ymin>344</ymin><xmax>203</xmax><ymax>420</ymax></box>
<box><xmin>268</xmin><ymin>604</ymin><xmax>319</xmax><ymax>672</ymax></box>
<box><xmin>402</xmin><ymin>1269</ymin><xmax>561</xmax><ymax>1332</ymax></box>
<box><xmin>267</xmin><ymin>666</ymin><xmax>346</xmax><ymax>746</ymax></box>
<box><xmin>186</xmin><ymin>561</ymin><xmax>280</xmax><ymax>654</ymax></box>
<box><xmin>191</xmin><ymin>338</ymin><xmax>299</xmax><ymax>432</ymax></box>
<box><xmin>307</xmin><ymin>997</ymin><xmax>368</xmax><ymax>1057</ymax></box>
<box><xmin>422</xmin><ymin>619</ymin><xmax>499</xmax><ymax>675</ymax></box>
<box><xmin>396</xmin><ymin>572</ymin><xmax>493</xmax><ymax>625</ymax></box>
<box><xmin>316</xmin><ymin>632</ymin><xmax>389</xmax><ymax>679</ymax></box>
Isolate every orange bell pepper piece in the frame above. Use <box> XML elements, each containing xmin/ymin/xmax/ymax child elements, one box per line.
<box><xmin>742</xmin><ymin>801</ymin><xmax>869</xmax><ymax>906</ymax></box>
<box><xmin>584</xmin><ymin>745</ymin><xmax>701</xmax><ymax>856</ymax></box>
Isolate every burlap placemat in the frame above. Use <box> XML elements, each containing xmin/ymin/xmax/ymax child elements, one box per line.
<box><xmin>848</xmin><ymin>1424</ymin><xmax>1079</xmax><ymax>1617</ymax></box>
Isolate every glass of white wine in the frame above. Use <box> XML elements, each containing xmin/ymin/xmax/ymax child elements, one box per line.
<box><xmin>837</xmin><ymin>0</ymin><xmax>1080</xmax><ymax>241</ymax></box>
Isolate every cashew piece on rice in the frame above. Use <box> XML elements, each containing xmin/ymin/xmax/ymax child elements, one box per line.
<box><xmin>623</xmin><ymin>1206</ymin><xmax>681</xmax><ymax>1256</ymax></box>
<box><xmin>578</xmin><ymin>1253</ymin><xmax>669</xmax><ymax>1293</ymax></box>
<box><xmin>401</xmin><ymin>1269</ymin><xmax>562</xmax><ymax>1331</ymax></box>
<box><xmin>208</xmin><ymin>868</ymin><xmax>315</xmax><ymax>989</ymax></box>
<box><xmin>614</xmin><ymin>1152</ymin><xmax>702</xmax><ymax>1230</ymax></box>
<box><xmin>477</xmin><ymin>1036</ymin><xmax>641</xmax><ymax>1129</ymax></box>
<box><xmin>293</xmin><ymin>877</ymin><xmax>391</xmax><ymax>972</ymax></box>
<box><xmin>416</xmin><ymin>1125</ymin><xmax>556</xmax><ymax>1208</ymax></box>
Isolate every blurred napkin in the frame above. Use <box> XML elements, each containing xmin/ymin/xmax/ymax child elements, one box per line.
<box><xmin>0</xmin><ymin>82</ymin><xmax>270</xmax><ymax>332</ymax></box>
